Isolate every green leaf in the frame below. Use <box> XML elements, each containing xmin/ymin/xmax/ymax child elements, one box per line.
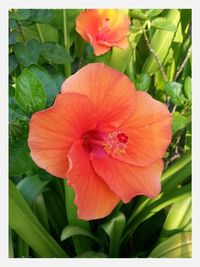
<box><xmin>40</xmin><ymin>43</ymin><xmax>73</xmax><ymax>64</ymax></box>
<box><xmin>9</xmin><ymin>179</ymin><xmax>68</xmax><ymax>257</ymax></box>
<box><xmin>9</xmin><ymin>9</ymin><xmax>30</xmax><ymax>20</ymax></box>
<box><xmin>9</xmin><ymin>54</ymin><xmax>19</xmax><ymax>74</ymax></box>
<box><xmin>20</xmin><ymin>24</ymin><xmax>59</xmax><ymax>43</ymax></box>
<box><xmin>184</xmin><ymin>76</ymin><xmax>192</xmax><ymax>101</ymax></box>
<box><xmin>142</xmin><ymin>10</ymin><xmax>180</xmax><ymax>75</ymax></box>
<box><xmin>135</xmin><ymin>73</ymin><xmax>151</xmax><ymax>91</ymax></box>
<box><xmin>100</xmin><ymin>211</ymin><xmax>126</xmax><ymax>257</ymax></box>
<box><xmin>9</xmin><ymin>32</ymin><xmax>17</xmax><ymax>46</ymax></box>
<box><xmin>14</xmin><ymin>39</ymin><xmax>40</xmax><ymax>67</ymax></box>
<box><xmin>64</xmin><ymin>184</ymin><xmax>93</xmax><ymax>255</ymax></box>
<box><xmin>172</xmin><ymin>112</ymin><xmax>188</xmax><ymax>135</ymax></box>
<box><xmin>146</xmin><ymin>9</ymin><xmax>163</xmax><ymax>19</ymax></box>
<box><xmin>149</xmin><ymin>232</ymin><xmax>191</xmax><ymax>257</ymax></box>
<box><xmin>109</xmin><ymin>46</ymin><xmax>132</xmax><ymax>73</ymax></box>
<box><xmin>15</xmin><ymin>68</ymin><xmax>46</xmax><ymax>113</ymax></box>
<box><xmin>28</xmin><ymin>64</ymin><xmax>60</xmax><ymax>106</ymax></box>
<box><xmin>28</xmin><ymin>9</ymin><xmax>54</xmax><ymax>23</ymax></box>
<box><xmin>9</xmin><ymin>139</ymin><xmax>35</xmax><ymax>176</ymax></box>
<box><xmin>151</xmin><ymin>17</ymin><xmax>177</xmax><ymax>31</ymax></box>
<box><xmin>130</xmin><ymin>9</ymin><xmax>147</xmax><ymax>20</ymax></box>
<box><xmin>165</xmin><ymin>82</ymin><xmax>186</xmax><ymax>106</ymax></box>
<box><xmin>17</xmin><ymin>175</ymin><xmax>51</xmax><ymax>206</ymax></box>
<box><xmin>61</xmin><ymin>225</ymin><xmax>102</xmax><ymax>244</ymax></box>
<box><xmin>161</xmin><ymin>196</ymin><xmax>191</xmax><ymax>241</ymax></box>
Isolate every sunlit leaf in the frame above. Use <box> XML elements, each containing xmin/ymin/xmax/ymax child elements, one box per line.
<box><xmin>149</xmin><ymin>232</ymin><xmax>191</xmax><ymax>257</ymax></box>
<box><xmin>151</xmin><ymin>17</ymin><xmax>177</xmax><ymax>31</ymax></box>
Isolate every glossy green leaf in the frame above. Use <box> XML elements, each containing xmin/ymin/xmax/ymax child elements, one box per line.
<box><xmin>165</xmin><ymin>82</ymin><xmax>186</xmax><ymax>106</ymax></box>
<box><xmin>9</xmin><ymin>54</ymin><xmax>19</xmax><ymax>74</ymax></box>
<box><xmin>15</xmin><ymin>68</ymin><xmax>46</xmax><ymax>113</ymax></box>
<box><xmin>17</xmin><ymin>175</ymin><xmax>51</xmax><ymax>206</ymax></box>
<box><xmin>9</xmin><ymin>139</ymin><xmax>35</xmax><ymax>176</ymax></box>
<box><xmin>28</xmin><ymin>9</ymin><xmax>54</xmax><ymax>23</ymax></box>
<box><xmin>41</xmin><ymin>43</ymin><xmax>73</xmax><ymax>64</ymax></box>
<box><xmin>143</xmin><ymin>10</ymin><xmax>180</xmax><ymax>75</ymax></box>
<box><xmin>151</xmin><ymin>17</ymin><xmax>177</xmax><ymax>31</ymax></box>
<box><xmin>14</xmin><ymin>39</ymin><xmax>40</xmax><ymax>67</ymax></box>
<box><xmin>172</xmin><ymin>112</ymin><xmax>188</xmax><ymax>135</ymax></box>
<box><xmin>146</xmin><ymin>9</ymin><xmax>163</xmax><ymax>19</ymax></box>
<box><xmin>9</xmin><ymin>180</ymin><xmax>68</xmax><ymax>257</ymax></box>
<box><xmin>184</xmin><ymin>76</ymin><xmax>192</xmax><ymax>101</ymax></box>
<box><xmin>61</xmin><ymin>225</ymin><xmax>102</xmax><ymax>244</ymax></box>
<box><xmin>9</xmin><ymin>32</ymin><xmax>17</xmax><ymax>46</ymax></box>
<box><xmin>149</xmin><ymin>232</ymin><xmax>191</xmax><ymax>257</ymax></box>
<box><xmin>135</xmin><ymin>73</ymin><xmax>151</xmax><ymax>91</ymax></box>
<box><xmin>100</xmin><ymin>211</ymin><xmax>126</xmax><ymax>257</ymax></box>
<box><xmin>28</xmin><ymin>64</ymin><xmax>60</xmax><ymax>106</ymax></box>
<box><xmin>9</xmin><ymin>9</ymin><xmax>30</xmax><ymax>20</ymax></box>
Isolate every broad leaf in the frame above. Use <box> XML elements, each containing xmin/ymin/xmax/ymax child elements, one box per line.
<box><xmin>28</xmin><ymin>64</ymin><xmax>60</xmax><ymax>106</ymax></box>
<box><xmin>9</xmin><ymin>138</ymin><xmax>35</xmax><ymax>176</ymax></box>
<box><xmin>14</xmin><ymin>39</ymin><xmax>40</xmax><ymax>67</ymax></box>
<box><xmin>40</xmin><ymin>43</ymin><xmax>73</xmax><ymax>64</ymax></box>
<box><xmin>172</xmin><ymin>112</ymin><xmax>188</xmax><ymax>135</ymax></box>
<box><xmin>165</xmin><ymin>82</ymin><xmax>186</xmax><ymax>106</ymax></box>
<box><xmin>135</xmin><ymin>73</ymin><xmax>151</xmax><ymax>91</ymax></box>
<box><xmin>15</xmin><ymin>68</ymin><xmax>46</xmax><ymax>113</ymax></box>
<box><xmin>9</xmin><ymin>9</ymin><xmax>30</xmax><ymax>20</ymax></box>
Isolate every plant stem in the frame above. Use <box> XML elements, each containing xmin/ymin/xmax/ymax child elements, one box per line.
<box><xmin>143</xmin><ymin>27</ymin><xmax>167</xmax><ymax>82</ymax></box>
<box><xmin>63</xmin><ymin>9</ymin><xmax>71</xmax><ymax>77</ymax></box>
<box><xmin>36</xmin><ymin>23</ymin><xmax>44</xmax><ymax>43</ymax></box>
<box><xmin>174</xmin><ymin>46</ymin><xmax>192</xmax><ymax>81</ymax></box>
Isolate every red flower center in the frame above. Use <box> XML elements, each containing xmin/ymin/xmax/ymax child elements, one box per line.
<box><xmin>96</xmin><ymin>18</ymin><xmax>111</xmax><ymax>45</ymax></box>
<box><xmin>83</xmin><ymin>130</ymin><xmax>128</xmax><ymax>155</ymax></box>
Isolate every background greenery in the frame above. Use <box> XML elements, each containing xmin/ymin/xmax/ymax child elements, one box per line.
<box><xmin>9</xmin><ymin>9</ymin><xmax>192</xmax><ymax>258</ymax></box>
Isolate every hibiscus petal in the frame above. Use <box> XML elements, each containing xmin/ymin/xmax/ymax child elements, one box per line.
<box><xmin>76</xmin><ymin>9</ymin><xmax>101</xmax><ymax>43</ymax></box>
<box><xmin>91</xmin><ymin>148</ymin><xmax>163</xmax><ymax>203</ymax></box>
<box><xmin>67</xmin><ymin>140</ymin><xmax>120</xmax><ymax>220</ymax></box>
<box><xmin>61</xmin><ymin>63</ymin><xmax>136</xmax><ymax>129</ymax></box>
<box><xmin>28</xmin><ymin>93</ymin><xmax>96</xmax><ymax>178</ymax></box>
<box><xmin>112</xmin><ymin>91</ymin><xmax>172</xmax><ymax>166</ymax></box>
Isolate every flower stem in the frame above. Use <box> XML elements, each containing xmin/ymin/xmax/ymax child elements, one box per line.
<box><xmin>36</xmin><ymin>23</ymin><xmax>44</xmax><ymax>43</ymax></box>
<box><xmin>63</xmin><ymin>9</ymin><xmax>71</xmax><ymax>77</ymax></box>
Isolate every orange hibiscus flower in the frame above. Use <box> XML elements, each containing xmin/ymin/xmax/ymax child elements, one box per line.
<box><xmin>76</xmin><ymin>9</ymin><xmax>130</xmax><ymax>56</ymax></box>
<box><xmin>28</xmin><ymin>63</ymin><xmax>172</xmax><ymax>220</ymax></box>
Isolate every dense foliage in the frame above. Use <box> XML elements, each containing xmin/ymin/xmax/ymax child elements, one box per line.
<box><xmin>9</xmin><ymin>9</ymin><xmax>191</xmax><ymax>258</ymax></box>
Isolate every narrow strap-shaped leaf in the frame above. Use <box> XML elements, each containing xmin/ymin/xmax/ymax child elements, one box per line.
<box><xmin>100</xmin><ymin>211</ymin><xmax>126</xmax><ymax>257</ymax></box>
<box><xmin>64</xmin><ymin>182</ymin><xmax>93</xmax><ymax>255</ymax></box>
<box><xmin>149</xmin><ymin>232</ymin><xmax>191</xmax><ymax>258</ymax></box>
<box><xmin>17</xmin><ymin>174</ymin><xmax>51</xmax><ymax>206</ymax></box>
<box><xmin>61</xmin><ymin>225</ymin><xmax>102</xmax><ymax>245</ymax></box>
<box><xmin>9</xmin><ymin>179</ymin><xmax>68</xmax><ymax>258</ymax></box>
